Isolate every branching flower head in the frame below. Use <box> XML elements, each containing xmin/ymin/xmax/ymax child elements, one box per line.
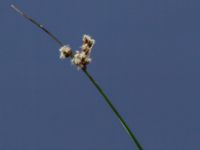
<box><xmin>70</xmin><ymin>34</ymin><xmax>95</xmax><ymax>69</ymax></box>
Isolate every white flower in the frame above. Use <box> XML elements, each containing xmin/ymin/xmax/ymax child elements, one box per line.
<box><xmin>72</xmin><ymin>52</ymin><xmax>82</xmax><ymax>65</ymax></box>
<box><xmin>81</xmin><ymin>44</ymin><xmax>90</xmax><ymax>52</ymax></box>
<box><xmin>71</xmin><ymin>51</ymin><xmax>91</xmax><ymax>69</ymax></box>
<box><xmin>79</xmin><ymin>51</ymin><xmax>87</xmax><ymax>59</ymax></box>
<box><xmin>83</xmin><ymin>35</ymin><xmax>95</xmax><ymax>46</ymax></box>
<box><xmin>59</xmin><ymin>45</ymin><xmax>72</xmax><ymax>59</ymax></box>
<box><xmin>82</xmin><ymin>34</ymin><xmax>95</xmax><ymax>54</ymax></box>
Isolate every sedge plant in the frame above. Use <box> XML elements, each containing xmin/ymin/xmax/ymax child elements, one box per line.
<box><xmin>11</xmin><ymin>4</ymin><xmax>143</xmax><ymax>150</ymax></box>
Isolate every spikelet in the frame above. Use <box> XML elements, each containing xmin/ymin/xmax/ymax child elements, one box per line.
<box><xmin>59</xmin><ymin>45</ymin><xmax>72</xmax><ymax>59</ymax></box>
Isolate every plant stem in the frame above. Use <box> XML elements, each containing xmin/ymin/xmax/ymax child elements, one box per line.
<box><xmin>11</xmin><ymin>4</ymin><xmax>143</xmax><ymax>149</ymax></box>
<box><xmin>11</xmin><ymin>4</ymin><xmax>63</xmax><ymax>46</ymax></box>
<box><xmin>82</xmin><ymin>69</ymin><xmax>143</xmax><ymax>150</ymax></box>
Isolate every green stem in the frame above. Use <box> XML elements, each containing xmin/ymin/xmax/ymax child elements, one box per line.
<box><xmin>11</xmin><ymin>4</ymin><xmax>143</xmax><ymax>149</ymax></box>
<box><xmin>82</xmin><ymin>69</ymin><xmax>143</xmax><ymax>150</ymax></box>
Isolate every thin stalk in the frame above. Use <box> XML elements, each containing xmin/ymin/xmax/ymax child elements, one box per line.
<box><xmin>11</xmin><ymin>4</ymin><xmax>143</xmax><ymax>150</ymax></box>
<box><xmin>82</xmin><ymin>69</ymin><xmax>143</xmax><ymax>150</ymax></box>
<box><xmin>11</xmin><ymin>4</ymin><xmax>63</xmax><ymax>46</ymax></box>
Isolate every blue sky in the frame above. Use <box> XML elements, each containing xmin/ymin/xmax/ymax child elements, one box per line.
<box><xmin>0</xmin><ymin>0</ymin><xmax>200</xmax><ymax>149</ymax></box>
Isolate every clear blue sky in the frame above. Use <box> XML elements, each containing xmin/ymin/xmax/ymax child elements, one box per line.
<box><xmin>0</xmin><ymin>0</ymin><xmax>200</xmax><ymax>149</ymax></box>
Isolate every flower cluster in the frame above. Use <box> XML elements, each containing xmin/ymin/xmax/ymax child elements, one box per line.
<box><xmin>81</xmin><ymin>34</ymin><xmax>95</xmax><ymax>55</ymax></box>
<box><xmin>71</xmin><ymin>51</ymin><xmax>91</xmax><ymax>69</ymax></box>
<box><xmin>59</xmin><ymin>45</ymin><xmax>72</xmax><ymax>59</ymax></box>
<box><xmin>59</xmin><ymin>34</ymin><xmax>95</xmax><ymax>69</ymax></box>
<box><xmin>71</xmin><ymin>35</ymin><xmax>95</xmax><ymax>69</ymax></box>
